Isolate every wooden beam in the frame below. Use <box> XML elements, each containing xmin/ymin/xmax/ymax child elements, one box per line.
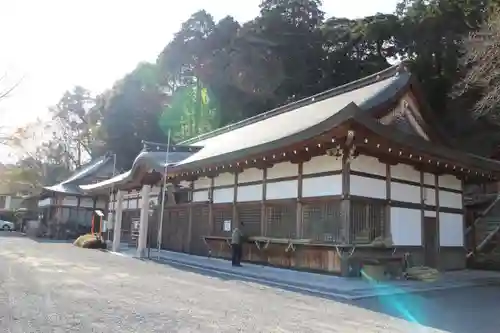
<box><xmin>420</xmin><ymin>170</ymin><xmax>425</xmax><ymax>251</ymax></box>
<box><xmin>261</xmin><ymin>168</ymin><xmax>267</xmax><ymax>236</ymax></box>
<box><xmin>208</xmin><ymin>177</ymin><xmax>214</xmax><ymax>235</ymax></box>
<box><xmin>296</xmin><ymin>162</ymin><xmax>303</xmax><ymax>238</ymax></box>
<box><xmin>385</xmin><ymin>163</ymin><xmax>391</xmax><ymax>239</ymax></box>
<box><xmin>187</xmin><ymin>181</ymin><xmax>194</xmax><ymax>253</ymax></box>
<box><xmin>435</xmin><ymin>173</ymin><xmax>441</xmax><ymax>269</ymax></box>
<box><xmin>341</xmin><ymin>151</ymin><xmax>351</xmax><ymax>243</ymax></box>
<box><xmin>233</xmin><ymin>172</ymin><xmax>239</xmax><ymax>227</ymax></box>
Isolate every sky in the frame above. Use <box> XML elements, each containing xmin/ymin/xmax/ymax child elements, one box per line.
<box><xmin>0</xmin><ymin>0</ymin><xmax>399</xmax><ymax>160</ymax></box>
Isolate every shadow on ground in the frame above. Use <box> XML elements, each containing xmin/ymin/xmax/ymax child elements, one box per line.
<box><xmin>0</xmin><ymin>231</ymin><xmax>74</xmax><ymax>244</ymax></box>
<box><xmin>149</xmin><ymin>256</ymin><xmax>500</xmax><ymax>333</ymax></box>
<box><xmin>5</xmin><ymin>233</ymin><xmax>499</xmax><ymax>333</ymax></box>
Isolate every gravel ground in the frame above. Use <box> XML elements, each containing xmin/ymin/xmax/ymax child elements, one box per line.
<box><xmin>0</xmin><ymin>233</ymin><xmax>498</xmax><ymax>333</ymax></box>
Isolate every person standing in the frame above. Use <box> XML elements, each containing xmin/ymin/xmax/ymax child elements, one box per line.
<box><xmin>231</xmin><ymin>223</ymin><xmax>244</xmax><ymax>267</ymax></box>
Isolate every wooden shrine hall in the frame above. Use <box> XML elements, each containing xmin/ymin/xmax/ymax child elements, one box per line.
<box><xmin>81</xmin><ymin>63</ymin><xmax>500</xmax><ymax>276</ymax></box>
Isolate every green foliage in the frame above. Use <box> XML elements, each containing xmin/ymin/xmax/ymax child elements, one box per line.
<box><xmin>99</xmin><ymin>62</ymin><xmax>168</xmax><ymax>168</ymax></box>
<box><xmin>7</xmin><ymin>0</ymin><xmax>500</xmax><ymax>191</ymax></box>
<box><xmin>159</xmin><ymin>80</ymin><xmax>220</xmax><ymax>142</ymax></box>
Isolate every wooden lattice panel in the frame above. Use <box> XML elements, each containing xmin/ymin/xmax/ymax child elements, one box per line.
<box><xmin>350</xmin><ymin>200</ymin><xmax>385</xmax><ymax>244</ymax></box>
<box><xmin>302</xmin><ymin>200</ymin><xmax>342</xmax><ymax>242</ymax></box>
<box><xmin>237</xmin><ymin>204</ymin><xmax>262</xmax><ymax>237</ymax></box>
<box><xmin>265</xmin><ymin>202</ymin><xmax>296</xmax><ymax>238</ymax></box>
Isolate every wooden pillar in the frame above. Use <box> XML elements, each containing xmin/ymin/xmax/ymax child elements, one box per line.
<box><xmin>233</xmin><ymin>172</ymin><xmax>239</xmax><ymax>227</ymax></box>
<box><xmin>341</xmin><ymin>153</ymin><xmax>351</xmax><ymax>243</ymax></box>
<box><xmin>261</xmin><ymin>168</ymin><xmax>267</xmax><ymax>236</ymax></box>
<box><xmin>112</xmin><ymin>190</ymin><xmax>124</xmax><ymax>252</ymax></box>
<box><xmin>420</xmin><ymin>170</ymin><xmax>425</xmax><ymax>248</ymax></box>
<box><xmin>385</xmin><ymin>163</ymin><xmax>391</xmax><ymax>238</ymax></box>
<box><xmin>296</xmin><ymin>162</ymin><xmax>303</xmax><ymax>239</ymax></box>
<box><xmin>137</xmin><ymin>184</ymin><xmax>152</xmax><ymax>258</ymax></box>
<box><xmin>208</xmin><ymin>177</ymin><xmax>214</xmax><ymax>235</ymax></box>
<box><xmin>462</xmin><ymin>178</ymin><xmax>473</xmax><ymax>252</ymax></box>
<box><xmin>92</xmin><ymin>197</ymin><xmax>98</xmax><ymax>233</ymax></box>
<box><xmin>435</xmin><ymin>173</ymin><xmax>441</xmax><ymax>268</ymax></box>
<box><xmin>187</xmin><ymin>181</ymin><xmax>194</xmax><ymax>253</ymax></box>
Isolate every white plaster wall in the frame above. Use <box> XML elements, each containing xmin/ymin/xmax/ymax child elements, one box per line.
<box><xmin>267</xmin><ymin>162</ymin><xmax>298</xmax><ymax>179</ymax></box>
<box><xmin>38</xmin><ymin>198</ymin><xmax>52</xmax><ymax>207</ymax></box>
<box><xmin>439</xmin><ymin>174</ymin><xmax>462</xmax><ymax>191</ymax></box>
<box><xmin>238</xmin><ymin>168</ymin><xmax>263</xmax><ymax>184</ymax></box>
<box><xmin>439</xmin><ymin>212</ymin><xmax>464</xmax><ymax>247</ymax></box>
<box><xmin>178</xmin><ymin>181</ymin><xmax>191</xmax><ymax>189</ymax></box>
<box><xmin>124</xmin><ymin>191</ymin><xmax>140</xmax><ymax>199</ymax></box>
<box><xmin>350</xmin><ymin>155</ymin><xmax>386</xmax><ymax>177</ymax></box>
<box><xmin>193</xmin><ymin>190</ymin><xmax>209</xmax><ymax>202</ymax></box>
<box><xmin>193</xmin><ymin>177</ymin><xmax>211</xmax><ymax>190</ymax></box>
<box><xmin>424</xmin><ymin>210</ymin><xmax>437</xmax><ymax>217</ymax></box>
<box><xmin>129</xmin><ymin>200</ymin><xmax>138</xmax><ymax>210</ymax></box>
<box><xmin>80</xmin><ymin>198</ymin><xmax>94</xmax><ymax>208</ymax></box>
<box><xmin>5</xmin><ymin>196</ymin><xmax>11</xmax><ymax>210</ymax></box>
<box><xmin>390</xmin><ymin>182</ymin><xmax>420</xmax><ymax>203</ymax></box>
<box><xmin>213</xmin><ymin>188</ymin><xmax>234</xmax><ymax>203</ymax></box>
<box><xmin>302</xmin><ymin>175</ymin><xmax>342</xmax><ymax>197</ymax></box>
<box><xmin>151</xmin><ymin>186</ymin><xmax>162</xmax><ymax>195</ymax></box>
<box><xmin>96</xmin><ymin>199</ymin><xmax>106</xmax><ymax>209</ymax></box>
<box><xmin>214</xmin><ymin>173</ymin><xmax>235</xmax><ymax>187</ymax></box>
<box><xmin>350</xmin><ymin>175</ymin><xmax>386</xmax><ymax>199</ymax></box>
<box><xmin>121</xmin><ymin>199</ymin><xmax>128</xmax><ymax>209</ymax></box>
<box><xmin>439</xmin><ymin>191</ymin><xmax>462</xmax><ymax>209</ymax></box>
<box><xmin>266</xmin><ymin>180</ymin><xmax>298</xmax><ymax>200</ymax></box>
<box><xmin>391</xmin><ymin>164</ymin><xmax>420</xmax><ymax>183</ymax></box>
<box><xmin>62</xmin><ymin>196</ymin><xmax>78</xmax><ymax>206</ymax></box>
<box><xmin>302</xmin><ymin>155</ymin><xmax>342</xmax><ymax>175</ymax></box>
<box><xmin>423</xmin><ymin>188</ymin><xmax>436</xmax><ymax>206</ymax></box>
<box><xmin>237</xmin><ymin>184</ymin><xmax>263</xmax><ymax>202</ymax></box>
<box><xmin>390</xmin><ymin>207</ymin><xmax>422</xmax><ymax>246</ymax></box>
<box><xmin>423</xmin><ymin>173</ymin><xmax>435</xmax><ymax>186</ymax></box>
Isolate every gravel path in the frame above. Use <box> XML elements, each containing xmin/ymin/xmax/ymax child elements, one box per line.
<box><xmin>0</xmin><ymin>233</ymin><xmax>491</xmax><ymax>332</ymax></box>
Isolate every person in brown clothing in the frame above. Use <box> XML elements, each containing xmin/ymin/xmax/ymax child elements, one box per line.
<box><xmin>231</xmin><ymin>223</ymin><xmax>244</xmax><ymax>267</ymax></box>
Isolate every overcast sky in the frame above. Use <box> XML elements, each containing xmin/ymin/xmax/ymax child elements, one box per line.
<box><xmin>0</xmin><ymin>0</ymin><xmax>399</xmax><ymax>160</ymax></box>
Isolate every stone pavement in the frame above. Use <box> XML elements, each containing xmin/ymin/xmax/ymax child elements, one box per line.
<box><xmin>115</xmin><ymin>246</ymin><xmax>500</xmax><ymax>300</ymax></box>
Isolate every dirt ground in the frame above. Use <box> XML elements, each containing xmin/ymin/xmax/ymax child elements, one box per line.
<box><xmin>1</xmin><ymin>232</ymin><xmax>499</xmax><ymax>333</ymax></box>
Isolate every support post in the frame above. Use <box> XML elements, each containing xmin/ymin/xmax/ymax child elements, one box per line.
<box><xmin>261</xmin><ymin>168</ymin><xmax>267</xmax><ymax>236</ymax></box>
<box><xmin>341</xmin><ymin>152</ymin><xmax>351</xmax><ymax>244</ymax></box>
<box><xmin>296</xmin><ymin>162</ymin><xmax>303</xmax><ymax>238</ymax></box>
<box><xmin>137</xmin><ymin>184</ymin><xmax>152</xmax><ymax>258</ymax></box>
<box><xmin>187</xmin><ymin>181</ymin><xmax>194</xmax><ymax>253</ymax></box>
<box><xmin>112</xmin><ymin>191</ymin><xmax>124</xmax><ymax>252</ymax></box>
<box><xmin>385</xmin><ymin>163</ymin><xmax>391</xmax><ymax>238</ymax></box>
<box><xmin>233</xmin><ymin>172</ymin><xmax>239</xmax><ymax>227</ymax></box>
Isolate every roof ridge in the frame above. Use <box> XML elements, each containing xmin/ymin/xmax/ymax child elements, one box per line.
<box><xmin>181</xmin><ymin>62</ymin><xmax>407</xmax><ymax>145</ymax></box>
<box><xmin>60</xmin><ymin>154</ymin><xmax>113</xmax><ymax>186</ymax></box>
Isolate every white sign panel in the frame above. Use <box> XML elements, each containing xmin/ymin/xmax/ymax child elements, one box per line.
<box><xmin>223</xmin><ymin>220</ymin><xmax>232</xmax><ymax>232</ymax></box>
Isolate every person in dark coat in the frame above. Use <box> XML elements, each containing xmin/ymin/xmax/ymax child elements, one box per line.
<box><xmin>231</xmin><ymin>223</ymin><xmax>244</xmax><ymax>267</ymax></box>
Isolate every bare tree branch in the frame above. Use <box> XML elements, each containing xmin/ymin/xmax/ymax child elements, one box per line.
<box><xmin>453</xmin><ymin>7</ymin><xmax>500</xmax><ymax>119</ymax></box>
<box><xmin>0</xmin><ymin>74</ymin><xmax>24</xmax><ymax>101</ymax></box>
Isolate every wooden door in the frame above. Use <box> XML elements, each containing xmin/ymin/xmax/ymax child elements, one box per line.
<box><xmin>423</xmin><ymin>216</ymin><xmax>438</xmax><ymax>268</ymax></box>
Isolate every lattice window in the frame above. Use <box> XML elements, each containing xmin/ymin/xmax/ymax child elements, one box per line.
<box><xmin>302</xmin><ymin>201</ymin><xmax>342</xmax><ymax>243</ymax></box>
<box><xmin>350</xmin><ymin>200</ymin><xmax>385</xmax><ymax>244</ymax></box>
<box><xmin>266</xmin><ymin>203</ymin><xmax>296</xmax><ymax>238</ymax></box>
<box><xmin>213</xmin><ymin>207</ymin><xmax>233</xmax><ymax>237</ymax></box>
<box><xmin>237</xmin><ymin>204</ymin><xmax>261</xmax><ymax>237</ymax></box>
